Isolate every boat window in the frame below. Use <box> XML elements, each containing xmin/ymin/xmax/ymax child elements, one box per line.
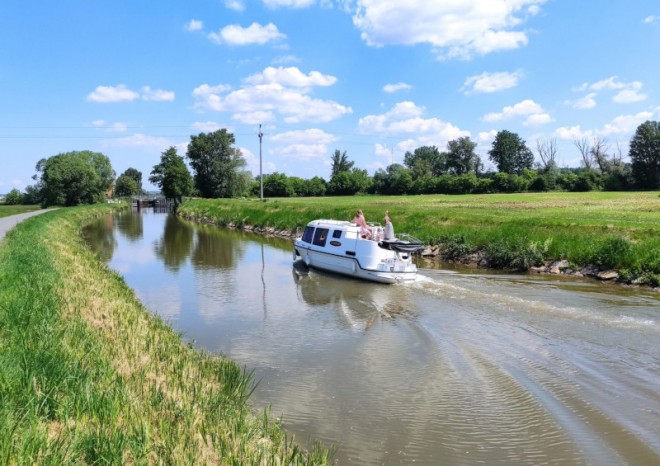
<box><xmin>332</xmin><ymin>230</ymin><xmax>342</xmax><ymax>239</ymax></box>
<box><xmin>301</xmin><ymin>226</ymin><xmax>315</xmax><ymax>243</ymax></box>
<box><xmin>313</xmin><ymin>228</ymin><xmax>329</xmax><ymax>247</ymax></box>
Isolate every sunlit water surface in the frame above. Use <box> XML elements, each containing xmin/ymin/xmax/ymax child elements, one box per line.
<box><xmin>84</xmin><ymin>210</ymin><xmax>660</xmax><ymax>465</ymax></box>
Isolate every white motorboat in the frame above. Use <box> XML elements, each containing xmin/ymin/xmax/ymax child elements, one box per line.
<box><xmin>292</xmin><ymin>219</ymin><xmax>425</xmax><ymax>284</ymax></box>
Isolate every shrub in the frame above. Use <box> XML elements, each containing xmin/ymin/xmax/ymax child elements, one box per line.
<box><xmin>595</xmin><ymin>237</ymin><xmax>632</xmax><ymax>269</ymax></box>
<box><xmin>4</xmin><ymin>188</ymin><xmax>24</xmax><ymax>205</ymax></box>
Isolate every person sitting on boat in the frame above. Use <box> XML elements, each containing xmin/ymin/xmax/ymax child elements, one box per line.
<box><xmin>352</xmin><ymin>209</ymin><xmax>371</xmax><ymax>239</ymax></box>
<box><xmin>383</xmin><ymin>210</ymin><xmax>395</xmax><ymax>241</ymax></box>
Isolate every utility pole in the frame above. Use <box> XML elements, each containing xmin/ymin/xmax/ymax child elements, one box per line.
<box><xmin>258</xmin><ymin>124</ymin><xmax>263</xmax><ymax>201</ymax></box>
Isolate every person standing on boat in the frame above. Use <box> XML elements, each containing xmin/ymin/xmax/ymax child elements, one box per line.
<box><xmin>384</xmin><ymin>210</ymin><xmax>395</xmax><ymax>240</ymax></box>
<box><xmin>353</xmin><ymin>209</ymin><xmax>371</xmax><ymax>239</ymax></box>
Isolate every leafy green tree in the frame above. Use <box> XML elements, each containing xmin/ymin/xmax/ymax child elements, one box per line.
<box><xmin>36</xmin><ymin>150</ymin><xmax>115</xmax><ymax>207</ymax></box>
<box><xmin>404</xmin><ymin>146</ymin><xmax>445</xmax><ymax>178</ymax></box>
<box><xmin>372</xmin><ymin>164</ymin><xmax>413</xmax><ymax>194</ymax></box>
<box><xmin>445</xmin><ymin>137</ymin><xmax>482</xmax><ymax>175</ymax></box>
<box><xmin>488</xmin><ymin>130</ymin><xmax>534</xmax><ymax>175</ymax></box>
<box><xmin>114</xmin><ymin>174</ymin><xmax>140</xmax><ymax>197</ymax></box>
<box><xmin>4</xmin><ymin>188</ymin><xmax>23</xmax><ymax>205</ymax></box>
<box><xmin>263</xmin><ymin>172</ymin><xmax>294</xmax><ymax>197</ymax></box>
<box><xmin>327</xmin><ymin>168</ymin><xmax>371</xmax><ymax>195</ymax></box>
<box><xmin>121</xmin><ymin>168</ymin><xmax>143</xmax><ymax>193</ymax></box>
<box><xmin>186</xmin><ymin>129</ymin><xmax>247</xmax><ymax>198</ymax></box>
<box><xmin>149</xmin><ymin>146</ymin><xmax>194</xmax><ymax>203</ymax></box>
<box><xmin>629</xmin><ymin>120</ymin><xmax>660</xmax><ymax>189</ymax></box>
<box><xmin>330</xmin><ymin>149</ymin><xmax>354</xmax><ymax>177</ymax></box>
<box><xmin>306</xmin><ymin>176</ymin><xmax>327</xmax><ymax>197</ymax></box>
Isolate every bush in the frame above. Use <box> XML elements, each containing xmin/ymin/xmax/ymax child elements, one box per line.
<box><xmin>595</xmin><ymin>237</ymin><xmax>632</xmax><ymax>269</ymax></box>
<box><xmin>437</xmin><ymin>234</ymin><xmax>475</xmax><ymax>260</ymax></box>
<box><xmin>485</xmin><ymin>238</ymin><xmax>550</xmax><ymax>271</ymax></box>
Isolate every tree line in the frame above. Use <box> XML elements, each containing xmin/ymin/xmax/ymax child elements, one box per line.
<box><xmin>3</xmin><ymin>121</ymin><xmax>659</xmax><ymax>207</ymax></box>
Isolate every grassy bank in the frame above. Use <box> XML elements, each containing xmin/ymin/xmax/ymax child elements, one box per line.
<box><xmin>178</xmin><ymin>192</ymin><xmax>660</xmax><ymax>286</ymax></box>
<box><xmin>0</xmin><ymin>205</ymin><xmax>330</xmax><ymax>464</ymax></box>
<box><xmin>0</xmin><ymin>204</ymin><xmax>41</xmax><ymax>218</ymax></box>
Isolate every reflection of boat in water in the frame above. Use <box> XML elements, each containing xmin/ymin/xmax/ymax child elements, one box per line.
<box><xmin>292</xmin><ymin>219</ymin><xmax>424</xmax><ymax>284</ymax></box>
<box><xmin>292</xmin><ymin>261</ymin><xmax>415</xmax><ymax>330</ymax></box>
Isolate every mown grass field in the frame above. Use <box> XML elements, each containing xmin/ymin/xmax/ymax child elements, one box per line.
<box><xmin>0</xmin><ymin>204</ymin><xmax>41</xmax><ymax>218</ymax></box>
<box><xmin>179</xmin><ymin>191</ymin><xmax>660</xmax><ymax>285</ymax></box>
<box><xmin>0</xmin><ymin>205</ymin><xmax>330</xmax><ymax>464</ymax></box>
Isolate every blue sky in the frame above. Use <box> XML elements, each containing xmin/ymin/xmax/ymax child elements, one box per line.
<box><xmin>1</xmin><ymin>0</ymin><xmax>659</xmax><ymax>192</ymax></box>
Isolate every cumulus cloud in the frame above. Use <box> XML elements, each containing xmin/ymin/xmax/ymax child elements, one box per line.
<box><xmin>383</xmin><ymin>82</ymin><xmax>412</xmax><ymax>93</ymax></box>
<box><xmin>575</xmin><ymin>76</ymin><xmax>646</xmax><ymax>105</ymax></box>
<box><xmin>192</xmin><ymin>67</ymin><xmax>351</xmax><ymax>124</ymax></box>
<box><xmin>91</xmin><ymin>120</ymin><xmax>128</xmax><ymax>132</ymax></box>
<box><xmin>191</xmin><ymin>121</ymin><xmax>225</xmax><ymax>133</ymax></box>
<box><xmin>208</xmin><ymin>22</ymin><xmax>286</xmax><ymax>45</ymax></box>
<box><xmin>461</xmin><ymin>70</ymin><xmax>523</xmax><ymax>94</ymax></box>
<box><xmin>569</xmin><ymin>92</ymin><xmax>597</xmax><ymax>109</ymax></box>
<box><xmin>554</xmin><ymin>108</ymin><xmax>659</xmax><ymax>141</ymax></box>
<box><xmin>243</xmin><ymin>66</ymin><xmax>337</xmax><ymax>87</ymax></box>
<box><xmin>268</xmin><ymin>129</ymin><xmax>338</xmax><ymax>164</ymax></box>
<box><xmin>185</xmin><ymin>19</ymin><xmax>204</xmax><ymax>31</ymax></box>
<box><xmin>352</xmin><ymin>0</ymin><xmax>546</xmax><ymax>59</ymax></box>
<box><xmin>141</xmin><ymin>86</ymin><xmax>175</xmax><ymax>101</ymax></box>
<box><xmin>357</xmin><ymin>101</ymin><xmax>469</xmax><ymax>148</ymax></box>
<box><xmin>87</xmin><ymin>84</ymin><xmax>139</xmax><ymax>103</ymax></box>
<box><xmin>642</xmin><ymin>15</ymin><xmax>658</xmax><ymax>24</ymax></box>
<box><xmin>482</xmin><ymin>99</ymin><xmax>544</xmax><ymax>122</ymax></box>
<box><xmin>613</xmin><ymin>89</ymin><xmax>647</xmax><ymax>103</ymax></box>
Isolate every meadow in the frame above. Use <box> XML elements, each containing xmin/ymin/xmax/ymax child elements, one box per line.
<box><xmin>178</xmin><ymin>191</ymin><xmax>660</xmax><ymax>286</ymax></box>
<box><xmin>0</xmin><ymin>204</ymin><xmax>41</xmax><ymax>218</ymax></box>
<box><xmin>0</xmin><ymin>205</ymin><xmax>330</xmax><ymax>464</ymax></box>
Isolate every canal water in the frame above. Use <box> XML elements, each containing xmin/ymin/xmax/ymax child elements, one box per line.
<box><xmin>83</xmin><ymin>209</ymin><xmax>660</xmax><ymax>465</ymax></box>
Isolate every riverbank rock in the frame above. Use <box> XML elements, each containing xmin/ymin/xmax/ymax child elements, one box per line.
<box><xmin>597</xmin><ymin>270</ymin><xmax>619</xmax><ymax>281</ymax></box>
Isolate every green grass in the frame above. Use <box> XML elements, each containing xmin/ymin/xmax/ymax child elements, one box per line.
<box><xmin>0</xmin><ymin>204</ymin><xmax>42</xmax><ymax>218</ymax></box>
<box><xmin>0</xmin><ymin>204</ymin><xmax>331</xmax><ymax>464</ymax></box>
<box><xmin>178</xmin><ymin>192</ymin><xmax>660</xmax><ymax>285</ymax></box>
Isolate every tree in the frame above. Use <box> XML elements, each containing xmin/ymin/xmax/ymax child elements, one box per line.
<box><xmin>629</xmin><ymin>120</ymin><xmax>660</xmax><ymax>189</ymax></box>
<box><xmin>445</xmin><ymin>137</ymin><xmax>482</xmax><ymax>175</ymax></box>
<box><xmin>536</xmin><ymin>138</ymin><xmax>558</xmax><ymax>172</ymax></box>
<box><xmin>263</xmin><ymin>172</ymin><xmax>294</xmax><ymax>197</ymax></box>
<box><xmin>35</xmin><ymin>150</ymin><xmax>115</xmax><ymax>207</ymax></box>
<box><xmin>372</xmin><ymin>164</ymin><xmax>413</xmax><ymax>194</ymax></box>
<box><xmin>186</xmin><ymin>129</ymin><xmax>247</xmax><ymax>198</ymax></box>
<box><xmin>121</xmin><ymin>168</ymin><xmax>143</xmax><ymax>193</ymax></box>
<box><xmin>114</xmin><ymin>175</ymin><xmax>140</xmax><ymax>197</ymax></box>
<box><xmin>4</xmin><ymin>188</ymin><xmax>23</xmax><ymax>205</ymax></box>
<box><xmin>573</xmin><ymin>137</ymin><xmax>593</xmax><ymax>170</ymax></box>
<box><xmin>488</xmin><ymin>131</ymin><xmax>534</xmax><ymax>175</ymax></box>
<box><xmin>404</xmin><ymin>146</ymin><xmax>445</xmax><ymax>178</ymax></box>
<box><xmin>150</xmin><ymin>146</ymin><xmax>194</xmax><ymax>203</ymax></box>
<box><xmin>327</xmin><ymin>168</ymin><xmax>371</xmax><ymax>195</ymax></box>
<box><xmin>330</xmin><ymin>149</ymin><xmax>354</xmax><ymax>177</ymax></box>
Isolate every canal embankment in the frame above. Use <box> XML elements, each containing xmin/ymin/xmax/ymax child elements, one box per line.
<box><xmin>0</xmin><ymin>204</ymin><xmax>330</xmax><ymax>464</ymax></box>
<box><xmin>177</xmin><ymin>192</ymin><xmax>660</xmax><ymax>288</ymax></box>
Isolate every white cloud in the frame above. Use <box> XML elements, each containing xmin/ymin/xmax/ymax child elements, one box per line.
<box><xmin>192</xmin><ymin>76</ymin><xmax>351</xmax><ymax>124</ymax></box>
<box><xmin>87</xmin><ymin>84</ymin><xmax>139</xmax><ymax>103</ymax></box>
<box><xmin>269</xmin><ymin>129</ymin><xmax>338</xmax><ymax>163</ymax></box>
<box><xmin>482</xmin><ymin>99</ymin><xmax>544</xmax><ymax>122</ymax></box>
<box><xmin>141</xmin><ymin>86</ymin><xmax>175</xmax><ymax>101</ymax></box>
<box><xmin>383</xmin><ymin>82</ymin><xmax>412</xmax><ymax>93</ymax></box>
<box><xmin>225</xmin><ymin>1</ymin><xmax>245</xmax><ymax>12</ymax></box>
<box><xmin>523</xmin><ymin>113</ymin><xmax>554</xmax><ymax>126</ymax></box>
<box><xmin>642</xmin><ymin>15</ymin><xmax>658</xmax><ymax>24</ymax></box>
<box><xmin>272</xmin><ymin>54</ymin><xmax>301</xmax><ymax>65</ymax></box>
<box><xmin>208</xmin><ymin>22</ymin><xmax>286</xmax><ymax>45</ymax></box>
<box><xmin>357</xmin><ymin>101</ymin><xmax>469</xmax><ymax>145</ymax></box>
<box><xmin>243</xmin><ymin>66</ymin><xmax>337</xmax><ymax>87</ymax></box>
<box><xmin>461</xmin><ymin>70</ymin><xmax>522</xmax><ymax>94</ymax></box>
<box><xmin>92</xmin><ymin>120</ymin><xmax>128</xmax><ymax>132</ymax></box>
<box><xmin>570</xmin><ymin>92</ymin><xmax>597</xmax><ymax>109</ymax></box>
<box><xmin>351</xmin><ymin>0</ymin><xmax>546</xmax><ymax>59</ymax></box>
<box><xmin>554</xmin><ymin>125</ymin><xmax>589</xmax><ymax>140</ymax></box>
<box><xmin>263</xmin><ymin>0</ymin><xmax>315</xmax><ymax>8</ymax></box>
<box><xmin>613</xmin><ymin>89</ymin><xmax>647</xmax><ymax>103</ymax></box>
<box><xmin>185</xmin><ymin>19</ymin><xmax>204</xmax><ymax>32</ymax></box>
<box><xmin>554</xmin><ymin>109</ymin><xmax>660</xmax><ymax>141</ymax></box>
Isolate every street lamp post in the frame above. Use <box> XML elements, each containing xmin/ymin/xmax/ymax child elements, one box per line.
<box><xmin>258</xmin><ymin>124</ymin><xmax>263</xmax><ymax>201</ymax></box>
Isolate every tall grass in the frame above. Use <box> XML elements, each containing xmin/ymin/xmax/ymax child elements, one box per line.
<box><xmin>0</xmin><ymin>205</ymin><xmax>331</xmax><ymax>464</ymax></box>
<box><xmin>178</xmin><ymin>192</ymin><xmax>660</xmax><ymax>285</ymax></box>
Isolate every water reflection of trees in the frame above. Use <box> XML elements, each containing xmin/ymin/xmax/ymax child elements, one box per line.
<box><xmin>115</xmin><ymin>209</ymin><xmax>143</xmax><ymax>242</ymax></box>
<box><xmin>191</xmin><ymin>225</ymin><xmax>247</xmax><ymax>270</ymax></box>
<box><xmin>154</xmin><ymin>214</ymin><xmax>194</xmax><ymax>271</ymax></box>
<box><xmin>82</xmin><ymin>217</ymin><xmax>117</xmax><ymax>262</ymax></box>
<box><xmin>292</xmin><ymin>262</ymin><xmax>416</xmax><ymax>330</ymax></box>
